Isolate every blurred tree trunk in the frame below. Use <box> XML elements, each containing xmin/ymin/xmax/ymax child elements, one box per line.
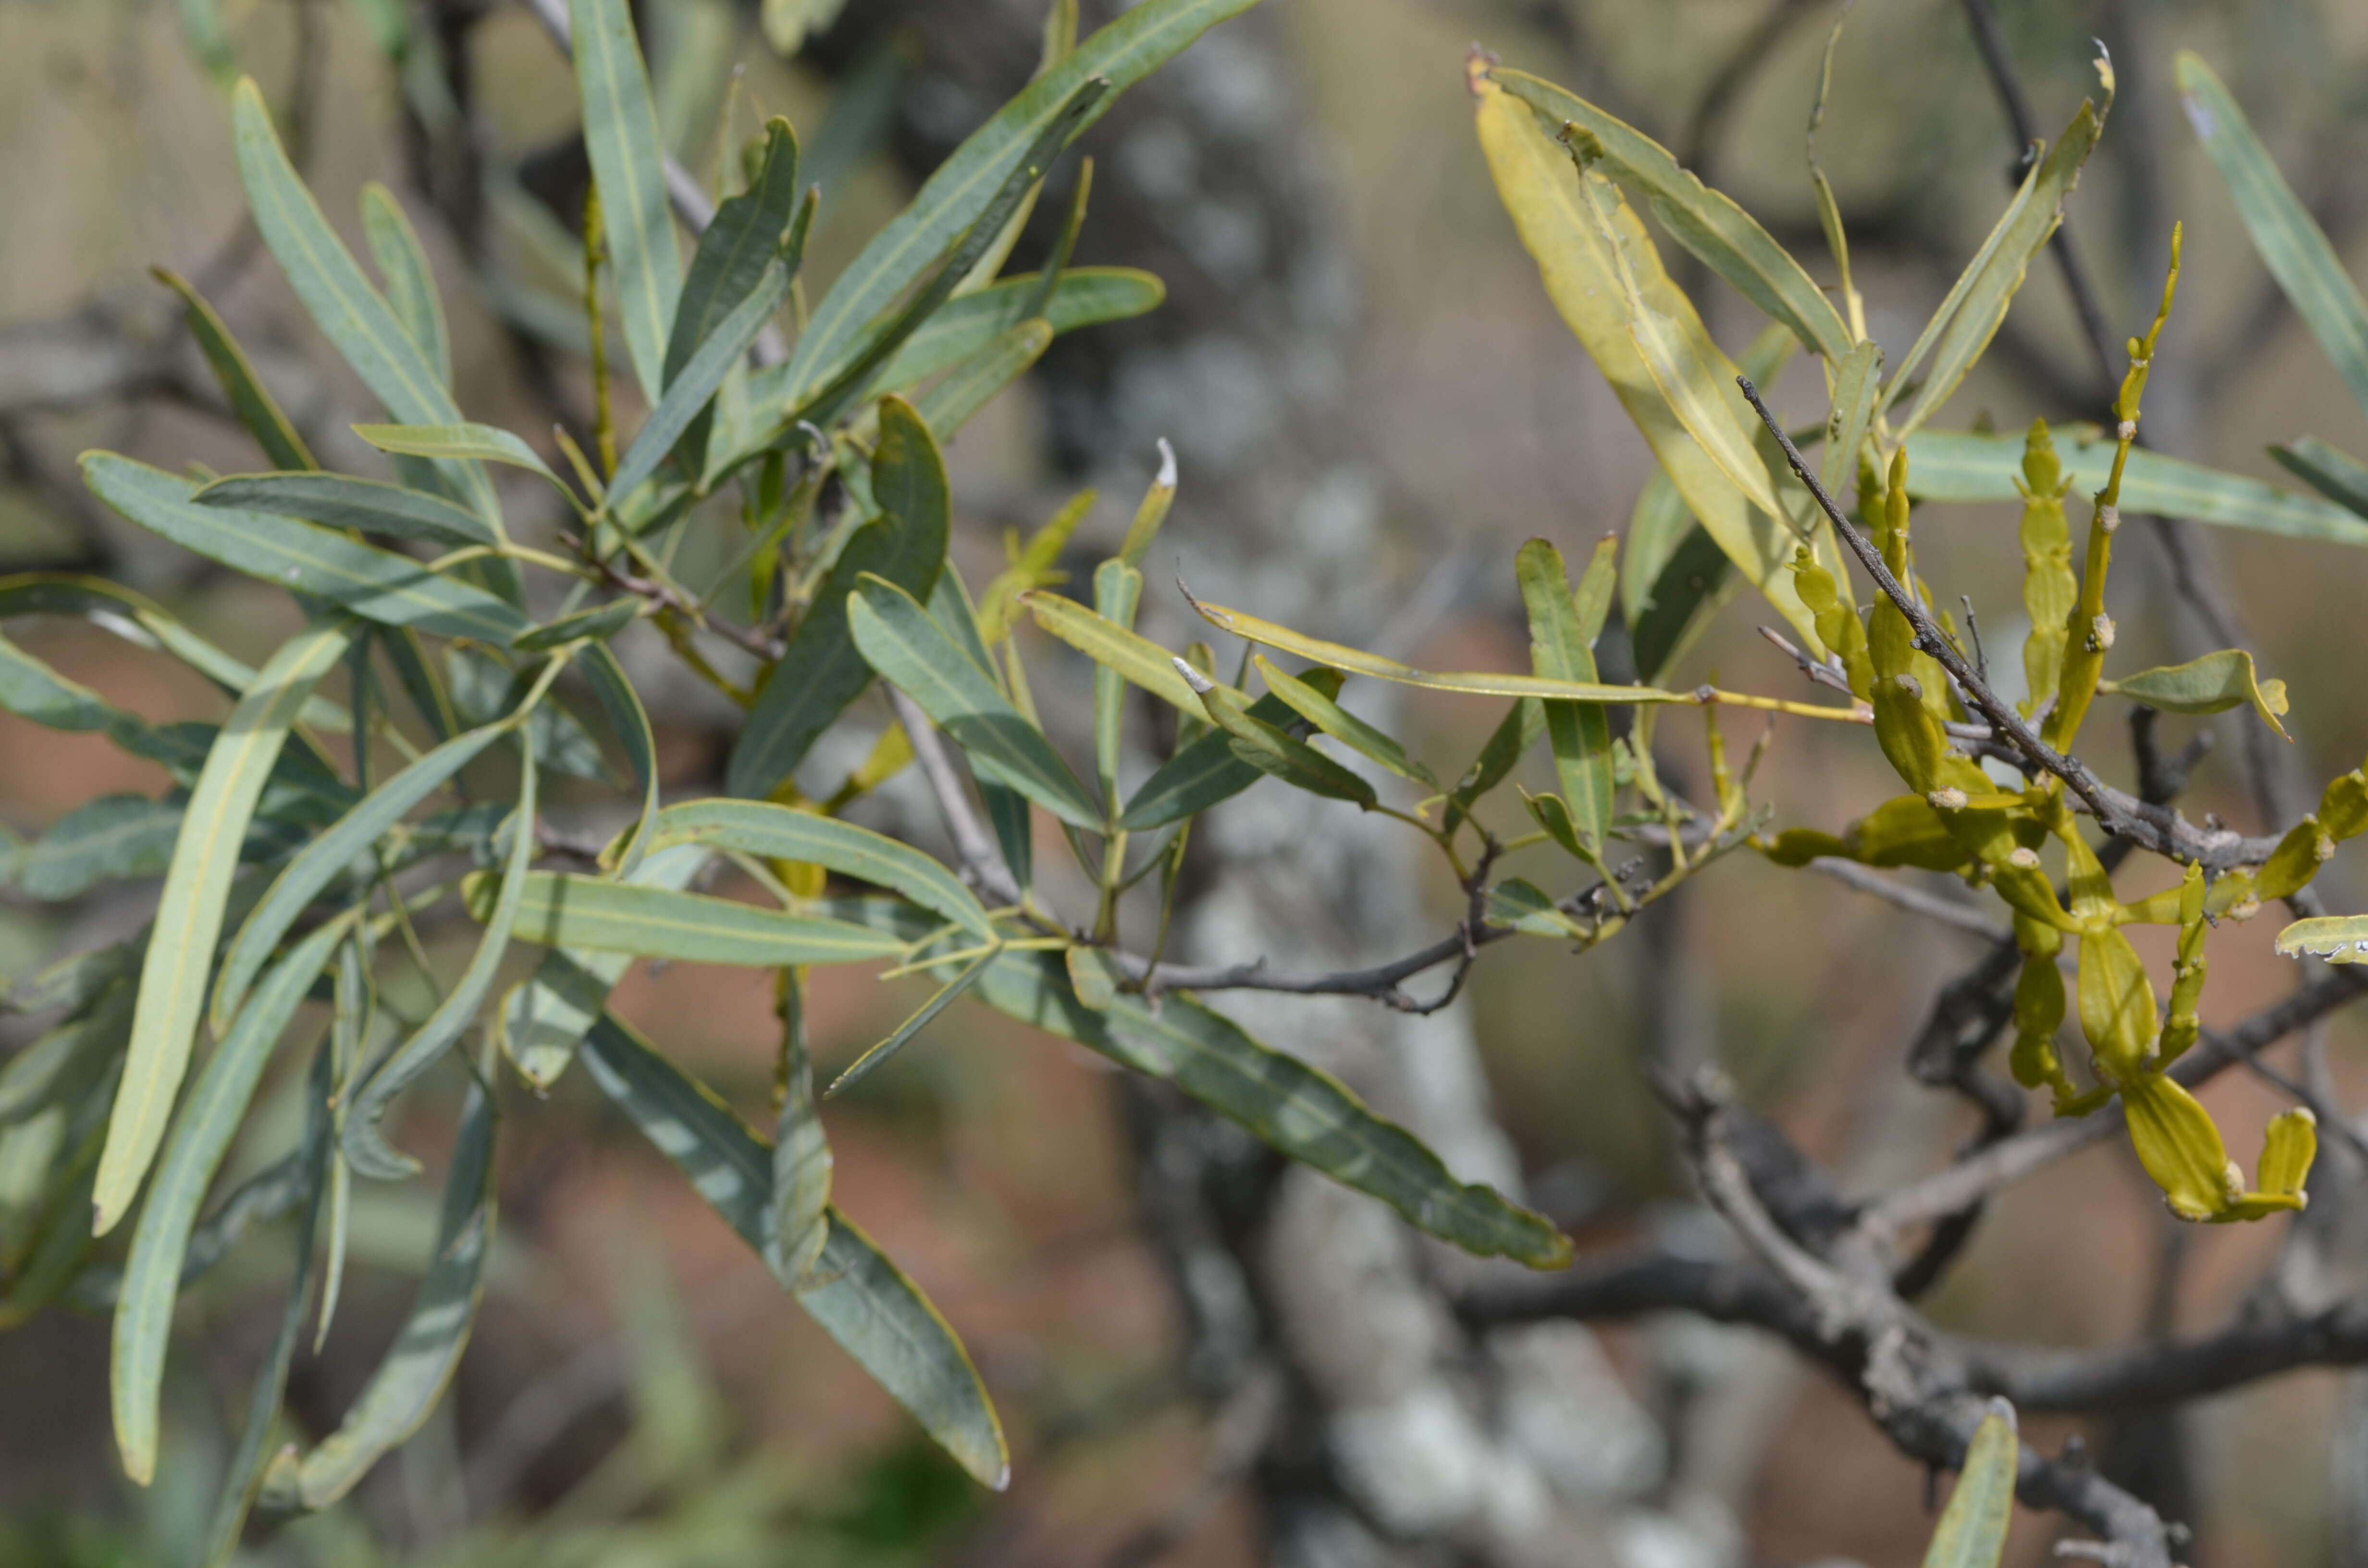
<box><xmin>812</xmin><ymin>6</ymin><xmax>1719</xmax><ymax>1564</ymax></box>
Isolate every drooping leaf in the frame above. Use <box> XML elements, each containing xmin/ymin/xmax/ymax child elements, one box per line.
<box><xmin>1252</xmin><ymin>656</ymin><xmax>1435</xmax><ymax>788</ymax></box>
<box><xmin>649</xmin><ymin>798</ymin><xmax>991</xmax><ymax>939</ymax></box>
<box><xmin>570</xmin><ymin>0</ymin><xmax>685</xmax><ymax>405</ymax></box>
<box><xmin>2180</xmin><ymin>52</ymin><xmax>2368</xmax><ymax>418</ymax></box>
<box><xmin>727</xmin><ymin>397</ymin><xmax>950</xmax><ymax>798</ymax></box>
<box><xmin>826</xmin><ymin>952</ymin><xmax>995</xmax><ymax>1099</ymax></box>
<box><xmin>2101</xmin><ymin>649</ymin><xmax>2290</xmax><ymax>738</ymax></box>
<box><xmin>1493</xmin><ymin>70</ymin><xmax>1851</xmax><ymax>361</ymax></box>
<box><xmin>82</xmin><ymin>455</ymin><xmax>531</xmax><ymax>644</ymax></box>
<box><xmin>1900</xmin><ymin>429</ymin><xmax>2368</xmax><ymax>547</ymax></box>
<box><xmin>150</xmin><ymin>268</ymin><xmax>315</xmax><ymax>473</ymax></box>
<box><xmin>284</xmin><ymin>1082</ymin><xmax>496</xmax><ymax>1509</ymax></box>
<box><xmin>112</xmin><ymin>915</ymin><xmax>352</xmax><ymax>1486</ymax></box>
<box><xmin>850</xmin><ymin>576</ymin><xmax>1102</xmax><ymax>828</ymax></box>
<box><xmin>1024</xmin><ymin>588</ymin><xmax>1208</xmax><ymax>714</ymax></box>
<box><xmin>476</xmin><ymin>871</ymin><xmax>908</xmax><ymax>966</ymax></box>
<box><xmin>1472</xmin><ymin>67</ymin><xmax>1819</xmax><ymax>647</ymax></box>
<box><xmin>964</xmin><ymin>944</ymin><xmax>1571</xmax><ymax>1266</ymax></box>
<box><xmin>230</xmin><ymin>77</ymin><xmax>495</xmax><ymax>523</ymax></box>
<box><xmin>359</xmin><ymin>183</ymin><xmax>451</xmax><ymax>386</ymax></box>
<box><xmin>776</xmin><ymin>0</ymin><xmax>1262</xmax><ymax>409</ymax></box>
<box><xmin>342</xmin><ymin>736</ymin><xmax>537</xmax><ymax>1181</ymax></box>
<box><xmin>578</xmin><ymin>1013</ymin><xmax>1009</xmax><ymax>1488</ymax></box>
<box><xmin>92</xmin><ymin>620</ymin><xmax>353</xmax><ymax>1236</ymax></box>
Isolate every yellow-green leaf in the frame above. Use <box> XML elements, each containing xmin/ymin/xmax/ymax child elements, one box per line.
<box><xmin>2100</xmin><ymin>649</ymin><xmax>2290</xmax><ymax>739</ymax></box>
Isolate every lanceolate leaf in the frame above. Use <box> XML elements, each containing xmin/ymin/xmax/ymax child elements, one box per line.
<box><xmin>359</xmin><ymin>183</ymin><xmax>451</xmax><ymax>386</ymax></box>
<box><xmin>150</xmin><ymin>268</ymin><xmax>316</xmax><ymax>473</ymax></box>
<box><xmin>2101</xmin><ymin>649</ymin><xmax>2290</xmax><ymax>738</ymax></box>
<box><xmin>2272</xmin><ymin>436</ymin><xmax>2368</xmax><ymax>519</ymax></box>
<box><xmin>727</xmin><ymin>397</ymin><xmax>950</xmax><ymax>798</ymax></box>
<box><xmin>1822</xmin><ymin>339</ymin><xmax>1883</xmax><ymax>503</ymax></box>
<box><xmin>287</xmin><ymin>1082</ymin><xmax>496</xmax><ymax>1509</ymax></box>
<box><xmin>2179</xmin><ymin>52</ymin><xmax>2368</xmax><ymax>418</ymax></box>
<box><xmin>866</xmin><ymin>268</ymin><xmax>1165</xmax><ymax>393</ymax></box>
<box><xmin>230</xmin><ymin>77</ymin><xmax>496</xmax><ymax>524</ymax></box>
<box><xmin>93</xmin><ymin>619</ymin><xmax>353</xmax><ymax>1236</ymax></box>
<box><xmin>1900</xmin><ymin>429</ymin><xmax>2368</xmax><ymax>547</ymax></box>
<box><xmin>1896</xmin><ymin>83</ymin><xmax>2106</xmax><ymax>435</ymax></box>
<box><xmin>343</xmin><ymin>739</ymin><xmax>536</xmax><ymax>1181</ymax></box>
<box><xmin>580</xmin><ymin>642</ymin><xmax>659</xmax><ymax>877</ymax></box>
<box><xmin>607</xmin><ymin>258</ymin><xmax>792</xmax><ymax>504</ymax></box>
<box><xmin>767</xmin><ymin>975</ymin><xmax>831</xmax><ymax>1287</ymax></box>
<box><xmin>850</xmin><ymin>576</ymin><xmax>1102</xmax><ymax>828</ymax></box>
<box><xmin>82</xmin><ymin>455</ymin><xmax>532</xmax><ymax>643</ymax></box>
<box><xmin>578</xmin><ymin>1013</ymin><xmax>1009</xmax><ymax>1489</ymax></box>
<box><xmin>517</xmin><ymin>599</ymin><xmax>641</xmax><ymax>653</ymax></box>
<box><xmin>1252</xmin><ymin>656</ymin><xmax>1436</xmax><ymax>788</ymax></box>
<box><xmin>1921</xmin><ymin>1401</ymin><xmax>2019</xmax><ymax>1568</ymax></box>
<box><xmin>479</xmin><ymin>872</ymin><xmax>908</xmax><ymax>966</ymax></box>
<box><xmin>649</xmin><ymin>798</ymin><xmax>991</xmax><ymax>939</ymax></box>
<box><xmin>112</xmin><ymin>915</ymin><xmax>352</xmax><ymax>1486</ymax></box>
<box><xmin>1024</xmin><ymin>588</ymin><xmax>1209</xmax><ymax>714</ymax></box>
<box><xmin>1493</xmin><ymin>70</ymin><xmax>1851</xmax><ymax>362</ymax></box>
<box><xmin>1517</xmin><ymin>539</ymin><xmax>1616</xmax><ymax>851</ymax></box>
<box><xmin>777</xmin><ymin>0</ymin><xmax>1264</xmax><ymax>409</ymax></box>
<box><xmin>964</xmin><ymin>946</ymin><xmax>1571</xmax><ymax>1266</ymax></box>
<box><xmin>667</xmin><ymin>117</ymin><xmax>801</xmax><ymax>392</ymax></box>
<box><xmin>352</xmin><ymin>421</ymin><xmax>566</xmax><ymax>495</ymax></box>
<box><xmin>2276</xmin><ymin>916</ymin><xmax>2368</xmax><ymax>963</ymax></box>
<box><xmin>1472</xmin><ymin>67</ymin><xmax>1819</xmax><ymax>649</ymax></box>
<box><xmin>570</xmin><ymin>0</ymin><xmax>685</xmax><ymax>405</ymax></box>
<box><xmin>915</xmin><ymin>318</ymin><xmax>1054</xmax><ymax>436</ymax></box>
<box><xmin>212</xmin><ymin>721</ymin><xmax>511</xmax><ymax>1037</ymax></box>
<box><xmin>16</xmin><ymin>796</ymin><xmax>193</xmax><ymax>903</ymax></box>
<box><xmin>1629</xmin><ymin>524</ymin><xmax>1736</xmax><ymax>685</ymax></box>
<box><xmin>1118</xmin><ymin>680</ymin><xmax>1341</xmax><ymax>831</ymax></box>
<box><xmin>1186</xmin><ymin>590</ymin><xmax>1680</xmax><ymax>704</ymax></box>
<box><xmin>196</xmin><ymin>472</ymin><xmax>494</xmax><ymax>548</ymax></box>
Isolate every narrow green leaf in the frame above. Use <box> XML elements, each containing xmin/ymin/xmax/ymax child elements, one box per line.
<box><xmin>352</xmin><ymin>421</ymin><xmax>567</xmax><ymax>494</ymax></box>
<box><xmin>479</xmin><ymin>871</ymin><xmax>908</xmax><ymax>966</ymax></box>
<box><xmin>916</xmin><ymin>318</ymin><xmax>1054</xmax><ymax>437</ymax></box>
<box><xmin>851</xmin><ymin>576</ymin><xmax>1102</xmax><ymax>828</ymax></box>
<box><xmin>151</xmin><ymin>268</ymin><xmax>315</xmax><ymax>472</ymax></box>
<box><xmin>607</xmin><ymin>259</ymin><xmax>792</xmax><ymax>505</ymax></box>
<box><xmin>196</xmin><ymin>472</ymin><xmax>493</xmax><ymax>549</ymax></box>
<box><xmin>668</xmin><ymin>118</ymin><xmax>801</xmax><ymax>391</ymax></box>
<box><xmin>112</xmin><ymin>914</ymin><xmax>352</xmax><ymax>1486</ymax></box>
<box><xmin>1024</xmin><ymin>588</ymin><xmax>1206</xmax><ymax>714</ymax></box>
<box><xmin>197</xmin><ymin>1049</ymin><xmax>332</xmax><ymax>1568</ymax></box>
<box><xmin>1900</xmin><ymin>429</ymin><xmax>2368</xmax><ymax>547</ymax></box>
<box><xmin>1494</xmin><ymin>70</ymin><xmax>1851</xmax><ymax>361</ymax></box>
<box><xmin>1443</xmin><ymin>697</ymin><xmax>1544</xmax><ymax>836</ymax></box>
<box><xmin>766</xmin><ymin>973</ymin><xmax>831</xmax><ymax>1287</ymax></box>
<box><xmin>579</xmin><ymin>641</ymin><xmax>659</xmax><ymax>878</ymax></box>
<box><xmin>342</xmin><ymin>735</ymin><xmax>537</xmax><ymax>1181</ymax></box>
<box><xmin>1921</xmin><ymin>1401</ymin><xmax>2019</xmax><ymax>1568</ymax></box>
<box><xmin>2271</xmin><ymin>436</ymin><xmax>2368</xmax><ymax>520</ymax></box>
<box><xmin>15</xmin><ymin>796</ymin><xmax>188</xmax><ymax>903</ymax></box>
<box><xmin>1252</xmin><ymin>656</ymin><xmax>1435</xmax><ymax>787</ymax></box>
<box><xmin>727</xmin><ymin>397</ymin><xmax>950</xmax><ymax>798</ymax></box>
<box><xmin>82</xmin><ymin>455</ymin><xmax>532</xmax><ymax>643</ymax></box>
<box><xmin>1117</xmin><ymin>680</ymin><xmax>1341</xmax><ymax>831</ymax></box>
<box><xmin>93</xmin><ymin>620</ymin><xmax>352</xmax><ymax>1236</ymax></box>
<box><xmin>496</xmin><ymin>845</ymin><xmax>709</xmax><ymax>1090</ymax></box>
<box><xmin>2180</xmin><ymin>52</ymin><xmax>2368</xmax><ymax>418</ymax></box>
<box><xmin>649</xmin><ymin>798</ymin><xmax>991</xmax><ymax>940</ymax></box>
<box><xmin>180</xmin><ymin>0</ymin><xmax>237</xmax><ymax>87</ymax></box>
<box><xmin>289</xmin><ymin>1082</ymin><xmax>495</xmax><ymax>1509</ymax></box>
<box><xmin>1485</xmin><ymin>878</ymin><xmax>1588</xmax><ymax>938</ymax></box>
<box><xmin>230</xmin><ymin>77</ymin><xmax>496</xmax><ymax>523</ymax></box>
<box><xmin>1090</xmin><ymin>561</ymin><xmax>1145</xmax><ymax>805</ymax></box>
<box><xmin>1897</xmin><ymin>86</ymin><xmax>2106</xmax><ymax>434</ymax></box>
<box><xmin>826</xmin><ymin>952</ymin><xmax>994</xmax><ymax>1099</ymax></box>
<box><xmin>212</xmin><ymin>722</ymin><xmax>510</xmax><ymax>1037</ymax></box>
<box><xmin>571</xmin><ymin>0</ymin><xmax>684</xmax><ymax>405</ymax></box>
<box><xmin>1517</xmin><ymin>539</ymin><xmax>1616</xmax><ymax>851</ymax></box>
<box><xmin>1617</xmin><ymin>469</ymin><xmax>1690</xmax><ymax>632</ymax></box>
<box><xmin>865</xmin><ymin>268</ymin><xmax>1165</xmax><ymax>394</ymax></box>
<box><xmin>778</xmin><ymin>0</ymin><xmax>1260</xmax><ymax>408</ymax></box>
<box><xmin>578</xmin><ymin>1012</ymin><xmax>1009</xmax><ymax>1488</ymax></box>
<box><xmin>966</xmin><ymin>947</ymin><xmax>1571</xmax><ymax>1266</ymax></box>
<box><xmin>2101</xmin><ymin>649</ymin><xmax>2290</xmax><ymax>738</ymax></box>
<box><xmin>1189</xmin><ymin>674</ymin><xmax>1376</xmax><ymax>808</ymax></box>
<box><xmin>1629</xmin><ymin>524</ymin><xmax>1735</xmax><ymax>685</ymax></box>
<box><xmin>359</xmin><ymin>183</ymin><xmax>450</xmax><ymax>386</ymax></box>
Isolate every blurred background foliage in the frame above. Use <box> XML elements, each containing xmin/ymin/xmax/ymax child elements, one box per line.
<box><xmin>6</xmin><ymin>0</ymin><xmax>2368</xmax><ymax>1563</ymax></box>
